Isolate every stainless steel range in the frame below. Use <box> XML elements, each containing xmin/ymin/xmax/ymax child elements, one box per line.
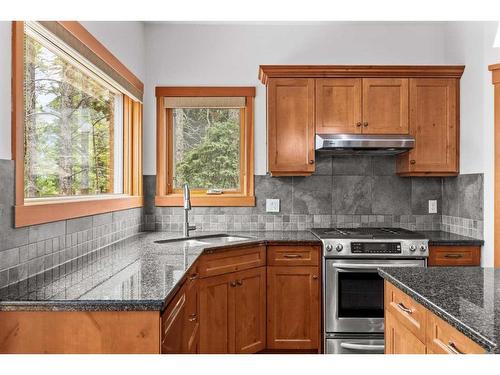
<box><xmin>311</xmin><ymin>227</ymin><xmax>429</xmax><ymax>354</ymax></box>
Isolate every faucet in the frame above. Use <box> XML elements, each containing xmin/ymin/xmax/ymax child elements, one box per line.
<box><xmin>183</xmin><ymin>183</ymin><xmax>196</xmax><ymax>237</ymax></box>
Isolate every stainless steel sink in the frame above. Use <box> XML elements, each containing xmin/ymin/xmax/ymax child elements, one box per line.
<box><xmin>154</xmin><ymin>234</ymin><xmax>252</xmax><ymax>245</ymax></box>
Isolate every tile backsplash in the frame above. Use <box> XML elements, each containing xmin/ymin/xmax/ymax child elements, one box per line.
<box><xmin>0</xmin><ymin>159</ymin><xmax>144</xmax><ymax>291</ymax></box>
<box><xmin>144</xmin><ymin>155</ymin><xmax>483</xmax><ymax>239</ymax></box>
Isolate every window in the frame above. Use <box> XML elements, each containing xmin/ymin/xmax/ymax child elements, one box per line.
<box><xmin>13</xmin><ymin>21</ymin><xmax>144</xmax><ymax>227</ymax></box>
<box><xmin>156</xmin><ymin>87</ymin><xmax>255</xmax><ymax>206</ymax></box>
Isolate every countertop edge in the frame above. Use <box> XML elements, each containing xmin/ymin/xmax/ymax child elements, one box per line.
<box><xmin>378</xmin><ymin>269</ymin><xmax>497</xmax><ymax>352</ymax></box>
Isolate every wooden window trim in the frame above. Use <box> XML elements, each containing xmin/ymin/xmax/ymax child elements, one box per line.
<box><xmin>12</xmin><ymin>21</ymin><xmax>144</xmax><ymax>228</ymax></box>
<box><xmin>155</xmin><ymin>87</ymin><xmax>255</xmax><ymax>207</ymax></box>
<box><xmin>490</xmin><ymin>63</ymin><xmax>500</xmax><ymax>268</ymax></box>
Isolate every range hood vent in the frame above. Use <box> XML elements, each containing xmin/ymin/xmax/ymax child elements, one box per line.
<box><xmin>315</xmin><ymin>134</ymin><xmax>415</xmax><ymax>155</ymax></box>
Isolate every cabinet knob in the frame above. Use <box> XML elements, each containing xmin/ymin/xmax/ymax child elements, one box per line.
<box><xmin>230</xmin><ymin>281</ymin><xmax>237</xmax><ymax>287</ymax></box>
<box><xmin>309</xmin><ymin>159</ymin><xmax>314</xmax><ymax>164</ymax></box>
<box><xmin>363</xmin><ymin>122</ymin><xmax>368</xmax><ymax>127</ymax></box>
<box><xmin>410</xmin><ymin>160</ymin><xmax>416</xmax><ymax>165</ymax></box>
<box><xmin>236</xmin><ymin>280</ymin><xmax>243</xmax><ymax>286</ymax></box>
<box><xmin>312</xmin><ymin>275</ymin><xmax>318</xmax><ymax>280</ymax></box>
<box><xmin>188</xmin><ymin>314</ymin><xmax>197</xmax><ymax>322</ymax></box>
<box><xmin>356</xmin><ymin>122</ymin><xmax>362</xmax><ymax>127</ymax></box>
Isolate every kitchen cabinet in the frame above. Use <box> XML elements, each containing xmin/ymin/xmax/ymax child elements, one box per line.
<box><xmin>428</xmin><ymin>245</ymin><xmax>481</xmax><ymax>267</ymax></box>
<box><xmin>161</xmin><ymin>283</ymin><xmax>187</xmax><ymax>354</ymax></box>
<box><xmin>397</xmin><ymin>78</ymin><xmax>459</xmax><ymax>176</ymax></box>
<box><xmin>260</xmin><ymin>65</ymin><xmax>464</xmax><ymax>177</ymax></box>
<box><xmin>267</xmin><ymin>265</ymin><xmax>320</xmax><ymax>350</ymax></box>
<box><xmin>385</xmin><ymin>311</ymin><xmax>426</xmax><ymax>354</ymax></box>
<box><xmin>316</xmin><ymin>78</ymin><xmax>362</xmax><ymax>134</ymax></box>
<box><xmin>384</xmin><ymin>281</ymin><xmax>486</xmax><ymax>354</ymax></box>
<box><xmin>199</xmin><ymin>266</ymin><xmax>266</xmax><ymax>354</ymax></box>
<box><xmin>267</xmin><ymin>78</ymin><xmax>316</xmax><ymax>176</ymax></box>
<box><xmin>362</xmin><ymin>78</ymin><xmax>409</xmax><ymax>134</ymax></box>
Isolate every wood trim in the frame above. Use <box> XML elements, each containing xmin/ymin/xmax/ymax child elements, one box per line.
<box><xmin>15</xmin><ymin>196</ymin><xmax>143</xmax><ymax>227</ymax></box>
<box><xmin>12</xmin><ymin>21</ymin><xmax>24</xmax><ymax>207</ymax></box>
<box><xmin>156</xmin><ymin>87</ymin><xmax>255</xmax><ymax>207</ymax></box>
<box><xmin>155</xmin><ymin>195</ymin><xmax>255</xmax><ymax>207</ymax></box>
<box><xmin>494</xmin><ymin>75</ymin><xmax>500</xmax><ymax>268</ymax></box>
<box><xmin>259</xmin><ymin>65</ymin><xmax>466</xmax><ymax>84</ymax></box>
<box><xmin>156</xmin><ymin>86</ymin><xmax>256</xmax><ymax>98</ymax></box>
<box><xmin>489</xmin><ymin>63</ymin><xmax>500</xmax><ymax>84</ymax></box>
<box><xmin>49</xmin><ymin>21</ymin><xmax>143</xmax><ymax>95</ymax></box>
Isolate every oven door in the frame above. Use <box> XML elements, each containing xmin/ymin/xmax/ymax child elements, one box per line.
<box><xmin>324</xmin><ymin>258</ymin><xmax>425</xmax><ymax>334</ymax></box>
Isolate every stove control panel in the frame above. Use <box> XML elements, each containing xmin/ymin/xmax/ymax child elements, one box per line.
<box><xmin>351</xmin><ymin>242</ymin><xmax>401</xmax><ymax>254</ymax></box>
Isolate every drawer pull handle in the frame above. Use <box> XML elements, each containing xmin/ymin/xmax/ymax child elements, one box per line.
<box><xmin>447</xmin><ymin>341</ymin><xmax>463</xmax><ymax>354</ymax></box>
<box><xmin>188</xmin><ymin>314</ymin><xmax>197</xmax><ymax>322</ymax></box>
<box><xmin>396</xmin><ymin>302</ymin><xmax>413</xmax><ymax>314</ymax></box>
<box><xmin>283</xmin><ymin>254</ymin><xmax>302</xmax><ymax>258</ymax></box>
<box><xmin>444</xmin><ymin>254</ymin><xmax>463</xmax><ymax>259</ymax></box>
<box><xmin>189</xmin><ymin>273</ymin><xmax>199</xmax><ymax>280</ymax></box>
<box><xmin>236</xmin><ymin>280</ymin><xmax>243</xmax><ymax>286</ymax></box>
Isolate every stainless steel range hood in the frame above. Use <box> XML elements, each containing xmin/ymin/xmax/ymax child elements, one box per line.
<box><xmin>315</xmin><ymin>134</ymin><xmax>415</xmax><ymax>155</ymax></box>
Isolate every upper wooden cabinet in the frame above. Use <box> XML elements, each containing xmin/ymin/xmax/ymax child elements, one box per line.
<box><xmin>316</xmin><ymin>78</ymin><xmax>362</xmax><ymax>134</ymax></box>
<box><xmin>267</xmin><ymin>78</ymin><xmax>316</xmax><ymax>176</ymax></box>
<box><xmin>362</xmin><ymin>78</ymin><xmax>409</xmax><ymax>134</ymax></box>
<box><xmin>260</xmin><ymin>65</ymin><xmax>464</xmax><ymax>177</ymax></box>
<box><xmin>396</xmin><ymin>78</ymin><xmax>459</xmax><ymax>176</ymax></box>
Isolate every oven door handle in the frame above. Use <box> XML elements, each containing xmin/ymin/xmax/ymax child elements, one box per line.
<box><xmin>340</xmin><ymin>342</ymin><xmax>385</xmax><ymax>352</ymax></box>
<box><xmin>332</xmin><ymin>263</ymin><xmax>422</xmax><ymax>269</ymax></box>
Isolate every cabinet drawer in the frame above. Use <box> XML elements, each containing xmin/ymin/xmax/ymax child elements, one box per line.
<box><xmin>267</xmin><ymin>245</ymin><xmax>320</xmax><ymax>266</ymax></box>
<box><xmin>385</xmin><ymin>282</ymin><xmax>426</xmax><ymax>342</ymax></box>
<box><xmin>198</xmin><ymin>245</ymin><xmax>266</xmax><ymax>277</ymax></box>
<box><xmin>428</xmin><ymin>246</ymin><xmax>481</xmax><ymax>267</ymax></box>
<box><xmin>426</xmin><ymin>313</ymin><xmax>485</xmax><ymax>354</ymax></box>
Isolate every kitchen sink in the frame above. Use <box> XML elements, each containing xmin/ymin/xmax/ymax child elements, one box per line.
<box><xmin>154</xmin><ymin>234</ymin><xmax>252</xmax><ymax>245</ymax></box>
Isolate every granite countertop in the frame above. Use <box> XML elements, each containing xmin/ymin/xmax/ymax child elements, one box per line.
<box><xmin>379</xmin><ymin>267</ymin><xmax>500</xmax><ymax>353</ymax></box>
<box><xmin>418</xmin><ymin>231</ymin><xmax>484</xmax><ymax>246</ymax></box>
<box><xmin>0</xmin><ymin>231</ymin><xmax>319</xmax><ymax>312</ymax></box>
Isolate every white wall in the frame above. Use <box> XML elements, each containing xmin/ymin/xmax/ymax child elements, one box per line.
<box><xmin>443</xmin><ymin>21</ymin><xmax>499</xmax><ymax>266</ymax></box>
<box><xmin>0</xmin><ymin>21</ymin><xmax>146</xmax><ymax>161</ymax></box>
<box><xmin>143</xmin><ymin>22</ymin><xmax>448</xmax><ymax>175</ymax></box>
<box><xmin>0</xmin><ymin>22</ymin><xmax>12</xmax><ymax>160</ymax></box>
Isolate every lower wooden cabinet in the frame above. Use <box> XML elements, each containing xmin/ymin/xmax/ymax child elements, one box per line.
<box><xmin>385</xmin><ymin>311</ymin><xmax>426</xmax><ymax>354</ymax></box>
<box><xmin>199</xmin><ymin>266</ymin><xmax>266</xmax><ymax>354</ymax></box>
<box><xmin>266</xmin><ymin>266</ymin><xmax>320</xmax><ymax>350</ymax></box>
<box><xmin>384</xmin><ymin>281</ymin><xmax>485</xmax><ymax>354</ymax></box>
<box><xmin>428</xmin><ymin>246</ymin><xmax>481</xmax><ymax>267</ymax></box>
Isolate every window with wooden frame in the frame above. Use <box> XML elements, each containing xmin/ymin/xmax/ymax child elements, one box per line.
<box><xmin>156</xmin><ymin>87</ymin><xmax>255</xmax><ymax>206</ymax></box>
<box><xmin>12</xmin><ymin>21</ymin><xmax>143</xmax><ymax>227</ymax></box>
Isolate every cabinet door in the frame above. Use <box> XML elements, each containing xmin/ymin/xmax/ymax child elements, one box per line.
<box><xmin>199</xmin><ymin>273</ymin><xmax>233</xmax><ymax>353</ymax></box>
<box><xmin>316</xmin><ymin>78</ymin><xmax>362</xmax><ymax>134</ymax></box>
<box><xmin>161</xmin><ymin>285</ymin><xmax>187</xmax><ymax>354</ymax></box>
<box><xmin>267</xmin><ymin>266</ymin><xmax>320</xmax><ymax>350</ymax></box>
<box><xmin>233</xmin><ymin>267</ymin><xmax>266</xmax><ymax>354</ymax></box>
<box><xmin>267</xmin><ymin>78</ymin><xmax>315</xmax><ymax>175</ymax></box>
<box><xmin>362</xmin><ymin>78</ymin><xmax>409</xmax><ymax>134</ymax></box>
<box><xmin>397</xmin><ymin>78</ymin><xmax>458</xmax><ymax>175</ymax></box>
<box><xmin>385</xmin><ymin>311</ymin><xmax>426</xmax><ymax>354</ymax></box>
<box><xmin>184</xmin><ymin>275</ymin><xmax>199</xmax><ymax>354</ymax></box>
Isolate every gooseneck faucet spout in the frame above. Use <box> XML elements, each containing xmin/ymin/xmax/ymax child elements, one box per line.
<box><xmin>183</xmin><ymin>183</ymin><xmax>196</xmax><ymax>237</ymax></box>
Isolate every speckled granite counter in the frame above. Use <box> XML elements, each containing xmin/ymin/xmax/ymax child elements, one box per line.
<box><xmin>418</xmin><ymin>231</ymin><xmax>484</xmax><ymax>246</ymax></box>
<box><xmin>0</xmin><ymin>231</ymin><xmax>319</xmax><ymax>312</ymax></box>
<box><xmin>379</xmin><ymin>267</ymin><xmax>499</xmax><ymax>353</ymax></box>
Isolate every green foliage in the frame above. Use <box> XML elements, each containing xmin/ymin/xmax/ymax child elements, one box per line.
<box><xmin>174</xmin><ymin>109</ymin><xmax>240</xmax><ymax>190</ymax></box>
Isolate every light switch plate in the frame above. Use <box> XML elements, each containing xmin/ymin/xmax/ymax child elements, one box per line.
<box><xmin>428</xmin><ymin>200</ymin><xmax>437</xmax><ymax>214</ymax></box>
<box><xmin>266</xmin><ymin>199</ymin><xmax>280</xmax><ymax>213</ymax></box>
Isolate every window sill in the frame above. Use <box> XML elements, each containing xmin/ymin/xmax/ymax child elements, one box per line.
<box><xmin>155</xmin><ymin>194</ymin><xmax>255</xmax><ymax>207</ymax></box>
<box><xmin>15</xmin><ymin>196</ymin><xmax>143</xmax><ymax>227</ymax></box>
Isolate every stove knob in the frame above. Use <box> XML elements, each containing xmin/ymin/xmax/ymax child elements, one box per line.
<box><xmin>336</xmin><ymin>244</ymin><xmax>344</xmax><ymax>252</ymax></box>
<box><xmin>326</xmin><ymin>244</ymin><xmax>333</xmax><ymax>252</ymax></box>
<box><xmin>420</xmin><ymin>244</ymin><xmax>427</xmax><ymax>252</ymax></box>
<box><xmin>409</xmin><ymin>245</ymin><xmax>417</xmax><ymax>252</ymax></box>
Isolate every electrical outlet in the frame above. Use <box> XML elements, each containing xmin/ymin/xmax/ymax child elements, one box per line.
<box><xmin>266</xmin><ymin>199</ymin><xmax>280</xmax><ymax>213</ymax></box>
<box><xmin>428</xmin><ymin>200</ymin><xmax>437</xmax><ymax>214</ymax></box>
